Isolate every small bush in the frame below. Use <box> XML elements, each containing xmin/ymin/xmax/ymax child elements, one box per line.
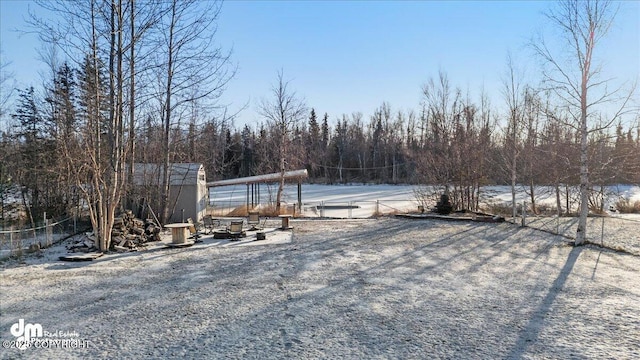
<box><xmin>435</xmin><ymin>194</ymin><xmax>453</xmax><ymax>215</ymax></box>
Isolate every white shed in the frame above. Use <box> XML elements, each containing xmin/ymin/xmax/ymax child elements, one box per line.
<box><xmin>132</xmin><ymin>163</ymin><xmax>207</xmax><ymax>223</ymax></box>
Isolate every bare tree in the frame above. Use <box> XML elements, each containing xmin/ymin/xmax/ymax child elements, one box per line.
<box><xmin>30</xmin><ymin>0</ymin><xmax>139</xmax><ymax>250</ymax></box>
<box><xmin>124</xmin><ymin>0</ymin><xmax>165</xmax><ymax>209</ymax></box>
<box><xmin>419</xmin><ymin>70</ymin><xmax>457</xmax><ymax>188</ymax></box>
<box><xmin>534</xmin><ymin>0</ymin><xmax>634</xmax><ymax>245</ymax></box>
<box><xmin>259</xmin><ymin>70</ymin><xmax>307</xmax><ymax>213</ymax></box>
<box><xmin>501</xmin><ymin>53</ymin><xmax>525</xmax><ymax>221</ymax></box>
<box><xmin>0</xmin><ymin>52</ymin><xmax>16</xmax><ymax>219</ymax></box>
<box><xmin>154</xmin><ymin>0</ymin><xmax>234</xmax><ymax>223</ymax></box>
<box><xmin>0</xmin><ymin>50</ymin><xmax>16</xmax><ymax>123</ymax></box>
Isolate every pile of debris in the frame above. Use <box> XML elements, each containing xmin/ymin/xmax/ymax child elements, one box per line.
<box><xmin>67</xmin><ymin>234</ymin><xmax>98</xmax><ymax>253</ymax></box>
<box><xmin>67</xmin><ymin>211</ymin><xmax>162</xmax><ymax>253</ymax></box>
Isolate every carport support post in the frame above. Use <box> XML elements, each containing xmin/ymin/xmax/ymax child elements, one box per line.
<box><xmin>246</xmin><ymin>183</ymin><xmax>250</xmax><ymax>210</ymax></box>
<box><xmin>43</xmin><ymin>212</ymin><xmax>47</xmax><ymax>243</ymax></box>
<box><xmin>297</xmin><ymin>181</ymin><xmax>302</xmax><ymax>215</ymax></box>
<box><xmin>44</xmin><ymin>212</ymin><xmax>49</xmax><ymax>247</ymax></box>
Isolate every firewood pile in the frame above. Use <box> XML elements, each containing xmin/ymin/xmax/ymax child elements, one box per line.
<box><xmin>67</xmin><ymin>210</ymin><xmax>161</xmax><ymax>253</ymax></box>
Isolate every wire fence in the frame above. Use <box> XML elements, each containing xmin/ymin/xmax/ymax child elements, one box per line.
<box><xmin>511</xmin><ymin>203</ymin><xmax>640</xmax><ymax>255</ymax></box>
<box><xmin>0</xmin><ymin>216</ymin><xmax>78</xmax><ymax>260</ymax></box>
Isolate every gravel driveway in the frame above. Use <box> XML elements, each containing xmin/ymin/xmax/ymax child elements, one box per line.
<box><xmin>1</xmin><ymin>218</ymin><xmax>639</xmax><ymax>359</ymax></box>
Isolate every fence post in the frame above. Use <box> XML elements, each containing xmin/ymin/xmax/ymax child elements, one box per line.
<box><xmin>10</xmin><ymin>225</ymin><xmax>21</xmax><ymax>258</ymax></box>
<box><xmin>320</xmin><ymin>201</ymin><xmax>324</xmax><ymax>218</ymax></box>
<box><xmin>348</xmin><ymin>201</ymin><xmax>353</xmax><ymax>219</ymax></box>
<box><xmin>376</xmin><ymin>200</ymin><xmax>380</xmax><ymax>215</ymax></box>
<box><xmin>44</xmin><ymin>217</ymin><xmax>49</xmax><ymax>247</ymax></box>
<box><xmin>43</xmin><ymin>212</ymin><xmax>47</xmax><ymax>247</ymax></box>
<box><xmin>600</xmin><ymin>216</ymin><xmax>605</xmax><ymax>246</ymax></box>
<box><xmin>521</xmin><ymin>201</ymin><xmax>527</xmax><ymax>227</ymax></box>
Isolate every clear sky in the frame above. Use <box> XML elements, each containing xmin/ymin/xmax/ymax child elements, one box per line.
<box><xmin>1</xmin><ymin>0</ymin><xmax>639</xmax><ymax>128</ymax></box>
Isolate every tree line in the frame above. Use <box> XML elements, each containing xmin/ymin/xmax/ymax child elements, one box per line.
<box><xmin>3</xmin><ymin>65</ymin><xmax>638</xmax><ymax>210</ymax></box>
<box><xmin>0</xmin><ymin>0</ymin><xmax>637</xmax><ymax>249</ymax></box>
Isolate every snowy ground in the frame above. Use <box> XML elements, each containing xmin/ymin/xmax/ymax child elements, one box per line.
<box><xmin>1</xmin><ymin>218</ymin><xmax>639</xmax><ymax>359</ymax></box>
<box><xmin>211</xmin><ymin>182</ymin><xmax>640</xmax><ymax>254</ymax></box>
<box><xmin>523</xmin><ymin>214</ymin><xmax>640</xmax><ymax>255</ymax></box>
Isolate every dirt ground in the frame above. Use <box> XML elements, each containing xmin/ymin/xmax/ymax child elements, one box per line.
<box><xmin>1</xmin><ymin>218</ymin><xmax>639</xmax><ymax>359</ymax></box>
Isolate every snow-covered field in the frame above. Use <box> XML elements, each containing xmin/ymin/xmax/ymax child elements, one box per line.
<box><xmin>210</xmin><ymin>183</ymin><xmax>424</xmax><ymax>218</ymax></box>
<box><xmin>1</xmin><ymin>218</ymin><xmax>639</xmax><ymax>359</ymax></box>
<box><xmin>210</xmin><ymin>183</ymin><xmax>640</xmax><ymax>218</ymax></box>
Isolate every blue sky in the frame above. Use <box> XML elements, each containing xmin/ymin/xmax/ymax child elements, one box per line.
<box><xmin>1</xmin><ymin>0</ymin><xmax>638</xmax><ymax>128</ymax></box>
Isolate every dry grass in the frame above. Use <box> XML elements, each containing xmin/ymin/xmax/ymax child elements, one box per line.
<box><xmin>483</xmin><ymin>202</ymin><xmax>513</xmax><ymax>216</ymax></box>
<box><xmin>372</xmin><ymin>209</ymin><xmax>403</xmax><ymax>217</ymax></box>
<box><xmin>616</xmin><ymin>199</ymin><xmax>640</xmax><ymax>214</ymax></box>
<box><xmin>227</xmin><ymin>205</ymin><xmax>250</xmax><ymax>217</ymax></box>
<box><xmin>212</xmin><ymin>203</ymin><xmax>298</xmax><ymax>217</ymax></box>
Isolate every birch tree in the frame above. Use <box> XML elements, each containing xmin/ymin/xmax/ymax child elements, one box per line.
<box><xmin>259</xmin><ymin>70</ymin><xmax>307</xmax><ymax>213</ymax></box>
<box><xmin>31</xmin><ymin>0</ymin><xmax>140</xmax><ymax>250</ymax></box>
<box><xmin>501</xmin><ymin>53</ymin><xmax>525</xmax><ymax>222</ymax></box>
<box><xmin>534</xmin><ymin>0</ymin><xmax>634</xmax><ymax>245</ymax></box>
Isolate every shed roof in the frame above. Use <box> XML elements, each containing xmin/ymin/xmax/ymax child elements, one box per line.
<box><xmin>132</xmin><ymin>163</ymin><xmax>204</xmax><ymax>186</ymax></box>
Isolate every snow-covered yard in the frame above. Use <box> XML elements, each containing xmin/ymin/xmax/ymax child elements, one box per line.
<box><xmin>211</xmin><ymin>183</ymin><xmax>640</xmax><ymax>254</ymax></box>
<box><xmin>1</xmin><ymin>218</ymin><xmax>639</xmax><ymax>359</ymax></box>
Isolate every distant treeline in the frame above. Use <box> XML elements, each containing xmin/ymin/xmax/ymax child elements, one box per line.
<box><xmin>1</xmin><ymin>64</ymin><xmax>638</xmax><ymax>219</ymax></box>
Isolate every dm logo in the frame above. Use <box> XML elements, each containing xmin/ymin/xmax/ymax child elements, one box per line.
<box><xmin>10</xmin><ymin>319</ymin><xmax>43</xmax><ymax>350</ymax></box>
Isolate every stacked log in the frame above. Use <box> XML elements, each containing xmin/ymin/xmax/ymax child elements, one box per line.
<box><xmin>111</xmin><ymin>210</ymin><xmax>161</xmax><ymax>251</ymax></box>
<box><xmin>67</xmin><ymin>211</ymin><xmax>161</xmax><ymax>253</ymax></box>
